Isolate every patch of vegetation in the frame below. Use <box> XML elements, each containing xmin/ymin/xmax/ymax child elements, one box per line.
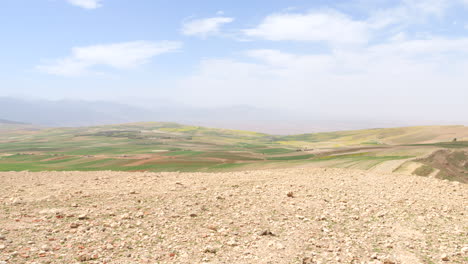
<box><xmin>416</xmin><ymin>150</ymin><xmax>467</xmax><ymax>183</ymax></box>
<box><xmin>163</xmin><ymin>150</ymin><xmax>204</xmax><ymax>156</ymax></box>
<box><xmin>267</xmin><ymin>154</ymin><xmax>315</xmax><ymax>161</ymax></box>
<box><xmin>361</xmin><ymin>141</ymin><xmax>383</xmax><ymax>145</ymax></box>
<box><xmin>209</xmin><ymin>163</ymin><xmax>247</xmax><ymax>170</ymax></box>
<box><xmin>279</xmin><ymin>132</ymin><xmax>349</xmax><ymax>143</ymax></box>
<box><xmin>408</xmin><ymin>141</ymin><xmax>468</xmax><ymax>148</ymax></box>
<box><xmin>413</xmin><ymin>165</ymin><xmax>434</xmax><ymax>176</ymax></box>
<box><xmin>254</xmin><ymin>148</ymin><xmax>294</xmax><ymax>155</ymax></box>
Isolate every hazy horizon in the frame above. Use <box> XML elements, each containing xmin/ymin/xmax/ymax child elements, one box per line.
<box><xmin>2</xmin><ymin>0</ymin><xmax>468</xmax><ymax>128</ymax></box>
<box><xmin>1</xmin><ymin>96</ymin><xmax>467</xmax><ymax>135</ymax></box>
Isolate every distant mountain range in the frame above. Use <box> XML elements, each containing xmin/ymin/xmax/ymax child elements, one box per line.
<box><xmin>0</xmin><ymin>118</ymin><xmax>27</xmax><ymax>125</ymax></box>
<box><xmin>0</xmin><ymin>97</ymin><xmax>156</xmax><ymax>126</ymax></box>
<box><xmin>0</xmin><ymin>97</ymin><xmax>457</xmax><ymax>134</ymax></box>
<box><xmin>0</xmin><ymin>97</ymin><xmax>285</xmax><ymax>128</ymax></box>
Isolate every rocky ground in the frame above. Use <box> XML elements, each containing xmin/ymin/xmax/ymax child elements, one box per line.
<box><xmin>0</xmin><ymin>168</ymin><xmax>466</xmax><ymax>264</ymax></box>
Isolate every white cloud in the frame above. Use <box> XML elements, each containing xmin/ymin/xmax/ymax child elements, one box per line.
<box><xmin>67</xmin><ymin>0</ymin><xmax>102</xmax><ymax>9</ymax></box>
<box><xmin>369</xmin><ymin>37</ymin><xmax>468</xmax><ymax>56</ymax></box>
<box><xmin>181</xmin><ymin>17</ymin><xmax>234</xmax><ymax>37</ymax></box>
<box><xmin>174</xmin><ymin>2</ymin><xmax>468</xmax><ymax>119</ymax></box>
<box><xmin>175</xmin><ymin>36</ymin><xmax>468</xmax><ymax>121</ymax></box>
<box><xmin>368</xmin><ymin>0</ymin><xmax>452</xmax><ymax>29</ymax></box>
<box><xmin>243</xmin><ymin>10</ymin><xmax>370</xmax><ymax>44</ymax></box>
<box><xmin>37</xmin><ymin>41</ymin><xmax>182</xmax><ymax>76</ymax></box>
<box><xmin>246</xmin><ymin>49</ymin><xmax>298</xmax><ymax>66</ymax></box>
<box><xmin>243</xmin><ymin>0</ymin><xmax>458</xmax><ymax>45</ymax></box>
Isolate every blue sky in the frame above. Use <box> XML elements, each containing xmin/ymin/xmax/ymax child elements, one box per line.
<box><xmin>1</xmin><ymin>0</ymin><xmax>468</xmax><ymax>122</ymax></box>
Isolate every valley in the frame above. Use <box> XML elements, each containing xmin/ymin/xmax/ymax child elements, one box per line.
<box><xmin>1</xmin><ymin>122</ymin><xmax>467</xmax><ymax>182</ymax></box>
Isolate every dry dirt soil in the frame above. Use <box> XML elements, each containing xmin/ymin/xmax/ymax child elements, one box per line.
<box><xmin>0</xmin><ymin>169</ymin><xmax>467</xmax><ymax>264</ymax></box>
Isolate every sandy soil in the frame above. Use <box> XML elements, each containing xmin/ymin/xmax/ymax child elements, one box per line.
<box><xmin>0</xmin><ymin>169</ymin><xmax>466</xmax><ymax>264</ymax></box>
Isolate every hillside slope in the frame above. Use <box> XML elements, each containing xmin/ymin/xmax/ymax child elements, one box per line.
<box><xmin>280</xmin><ymin>126</ymin><xmax>468</xmax><ymax>148</ymax></box>
<box><xmin>415</xmin><ymin>149</ymin><xmax>468</xmax><ymax>183</ymax></box>
<box><xmin>0</xmin><ymin>169</ymin><xmax>466</xmax><ymax>263</ymax></box>
<box><xmin>0</xmin><ymin>123</ymin><xmax>467</xmax><ymax>182</ymax></box>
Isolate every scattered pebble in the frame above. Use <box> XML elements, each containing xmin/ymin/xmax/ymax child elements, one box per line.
<box><xmin>259</xmin><ymin>230</ymin><xmax>276</xmax><ymax>236</ymax></box>
<box><xmin>204</xmin><ymin>246</ymin><xmax>218</xmax><ymax>254</ymax></box>
<box><xmin>0</xmin><ymin>169</ymin><xmax>465</xmax><ymax>263</ymax></box>
<box><xmin>77</xmin><ymin>214</ymin><xmax>88</xmax><ymax>220</ymax></box>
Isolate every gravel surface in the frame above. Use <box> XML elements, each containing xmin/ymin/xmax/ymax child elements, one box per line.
<box><xmin>0</xmin><ymin>168</ymin><xmax>466</xmax><ymax>264</ymax></box>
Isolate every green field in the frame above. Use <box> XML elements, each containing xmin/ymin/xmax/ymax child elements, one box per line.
<box><xmin>0</xmin><ymin>122</ymin><xmax>467</xmax><ymax>181</ymax></box>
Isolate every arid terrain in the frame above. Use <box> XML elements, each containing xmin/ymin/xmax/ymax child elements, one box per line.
<box><xmin>0</xmin><ymin>168</ymin><xmax>466</xmax><ymax>264</ymax></box>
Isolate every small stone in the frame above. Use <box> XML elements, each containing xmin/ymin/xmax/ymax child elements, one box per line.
<box><xmin>441</xmin><ymin>254</ymin><xmax>449</xmax><ymax>261</ymax></box>
<box><xmin>204</xmin><ymin>246</ymin><xmax>217</xmax><ymax>254</ymax></box>
<box><xmin>287</xmin><ymin>192</ymin><xmax>294</xmax><ymax>198</ymax></box>
<box><xmin>120</xmin><ymin>213</ymin><xmax>132</xmax><ymax>220</ymax></box>
<box><xmin>135</xmin><ymin>212</ymin><xmax>144</xmax><ymax>218</ymax></box>
<box><xmin>259</xmin><ymin>230</ymin><xmax>275</xmax><ymax>236</ymax></box>
<box><xmin>78</xmin><ymin>214</ymin><xmax>88</xmax><ymax>220</ymax></box>
<box><xmin>226</xmin><ymin>239</ymin><xmax>238</xmax><ymax>246</ymax></box>
<box><xmin>207</xmin><ymin>225</ymin><xmax>218</xmax><ymax>231</ymax></box>
<box><xmin>461</xmin><ymin>247</ymin><xmax>468</xmax><ymax>254</ymax></box>
<box><xmin>371</xmin><ymin>253</ymin><xmax>378</xmax><ymax>259</ymax></box>
<box><xmin>70</xmin><ymin>223</ymin><xmax>80</xmax><ymax>228</ymax></box>
<box><xmin>317</xmin><ymin>215</ymin><xmax>327</xmax><ymax>221</ymax></box>
<box><xmin>71</xmin><ymin>203</ymin><xmax>78</xmax><ymax>207</ymax></box>
<box><xmin>11</xmin><ymin>198</ymin><xmax>22</xmax><ymax>205</ymax></box>
<box><xmin>78</xmin><ymin>254</ymin><xmax>96</xmax><ymax>261</ymax></box>
<box><xmin>189</xmin><ymin>213</ymin><xmax>198</xmax><ymax>217</ymax></box>
<box><xmin>0</xmin><ymin>244</ymin><xmax>6</xmax><ymax>250</ymax></box>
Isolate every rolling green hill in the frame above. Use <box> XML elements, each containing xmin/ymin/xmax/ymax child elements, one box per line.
<box><xmin>0</xmin><ymin>122</ymin><xmax>466</xmax><ymax>181</ymax></box>
<box><xmin>279</xmin><ymin>125</ymin><xmax>468</xmax><ymax>147</ymax></box>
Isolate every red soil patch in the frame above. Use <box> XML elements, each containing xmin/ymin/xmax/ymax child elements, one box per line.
<box><xmin>124</xmin><ymin>156</ymin><xmax>166</xmax><ymax>166</ymax></box>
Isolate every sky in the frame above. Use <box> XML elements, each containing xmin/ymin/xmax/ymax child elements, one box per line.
<box><xmin>1</xmin><ymin>0</ymin><xmax>468</xmax><ymax>123</ymax></box>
